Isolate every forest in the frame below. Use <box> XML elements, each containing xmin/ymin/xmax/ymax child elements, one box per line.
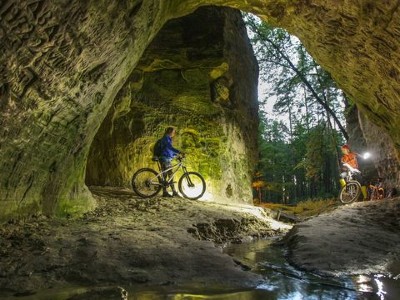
<box><xmin>246</xmin><ymin>15</ymin><xmax>351</xmax><ymax>204</ymax></box>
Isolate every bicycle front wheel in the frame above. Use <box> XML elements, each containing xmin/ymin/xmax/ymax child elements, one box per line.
<box><xmin>131</xmin><ymin>168</ymin><xmax>162</xmax><ymax>198</ymax></box>
<box><xmin>339</xmin><ymin>181</ymin><xmax>361</xmax><ymax>204</ymax></box>
<box><xmin>178</xmin><ymin>172</ymin><xmax>206</xmax><ymax>200</ymax></box>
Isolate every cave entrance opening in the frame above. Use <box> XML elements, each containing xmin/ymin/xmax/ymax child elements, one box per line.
<box><xmin>85</xmin><ymin>7</ymin><xmax>259</xmax><ymax>204</ymax></box>
<box><xmin>245</xmin><ymin>14</ymin><xmax>381</xmax><ymax>204</ymax></box>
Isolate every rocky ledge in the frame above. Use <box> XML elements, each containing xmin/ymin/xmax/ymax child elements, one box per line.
<box><xmin>284</xmin><ymin>198</ymin><xmax>400</xmax><ymax>278</ymax></box>
<box><xmin>0</xmin><ymin>187</ymin><xmax>290</xmax><ymax>298</ymax></box>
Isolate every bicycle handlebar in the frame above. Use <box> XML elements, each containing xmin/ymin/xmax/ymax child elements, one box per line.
<box><xmin>176</xmin><ymin>153</ymin><xmax>186</xmax><ymax>160</ymax></box>
<box><xmin>343</xmin><ymin>163</ymin><xmax>361</xmax><ymax>174</ymax></box>
<box><xmin>152</xmin><ymin>153</ymin><xmax>186</xmax><ymax>162</ymax></box>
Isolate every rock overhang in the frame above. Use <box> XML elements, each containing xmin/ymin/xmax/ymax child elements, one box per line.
<box><xmin>0</xmin><ymin>1</ymin><xmax>399</xmax><ymax>220</ymax></box>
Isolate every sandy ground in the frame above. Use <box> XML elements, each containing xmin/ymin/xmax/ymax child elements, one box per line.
<box><xmin>284</xmin><ymin>197</ymin><xmax>400</xmax><ymax>278</ymax></box>
<box><xmin>1</xmin><ymin>187</ymin><xmax>399</xmax><ymax>299</ymax></box>
<box><xmin>0</xmin><ymin>187</ymin><xmax>290</xmax><ymax>298</ymax></box>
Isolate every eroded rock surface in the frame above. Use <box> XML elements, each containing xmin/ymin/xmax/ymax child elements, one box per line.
<box><xmin>0</xmin><ymin>187</ymin><xmax>288</xmax><ymax>297</ymax></box>
<box><xmin>285</xmin><ymin>198</ymin><xmax>400</xmax><ymax>277</ymax></box>
<box><xmin>0</xmin><ymin>1</ymin><xmax>399</xmax><ymax>220</ymax></box>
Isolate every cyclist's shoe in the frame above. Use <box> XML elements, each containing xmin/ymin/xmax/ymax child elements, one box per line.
<box><xmin>172</xmin><ymin>192</ymin><xmax>182</xmax><ymax>198</ymax></box>
<box><xmin>162</xmin><ymin>192</ymin><xmax>172</xmax><ymax>197</ymax></box>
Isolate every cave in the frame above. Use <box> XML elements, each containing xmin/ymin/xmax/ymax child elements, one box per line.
<box><xmin>1</xmin><ymin>1</ymin><xmax>400</xmax><ymax>297</ymax></box>
<box><xmin>0</xmin><ymin>0</ymin><xmax>399</xmax><ymax>220</ymax></box>
<box><xmin>85</xmin><ymin>6</ymin><xmax>259</xmax><ymax>204</ymax></box>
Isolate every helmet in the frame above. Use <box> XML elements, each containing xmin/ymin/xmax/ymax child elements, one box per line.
<box><xmin>341</xmin><ymin>144</ymin><xmax>350</xmax><ymax>150</ymax></box>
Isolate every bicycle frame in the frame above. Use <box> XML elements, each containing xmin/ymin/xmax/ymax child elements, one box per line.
<box><xmin>153</xmin><ymin>157</ymin><xmax>190</xmax><ymax>187</ymax></box>
<box><xmin>342</xmin><ymin>163</ymin><xmax>361</xmax><ymax>183</ymax></box>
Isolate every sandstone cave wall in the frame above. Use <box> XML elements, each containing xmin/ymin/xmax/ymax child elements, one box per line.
<box><xmin>345</xmin><ymin>105</ymin><xmax>377</xmax><ymax>181</ymax></box>
<box><xmin>346</xmin><ymin>105</ymin><xmax>399</xmax><ymax>193</ymax></box>
<box><xmin>1</xmin><ymin>0</ymin><xmax>400</xmax><ymax>220</ymax></box>
<box><xmin>0</xmin><ymin>0</ymin><xmax>179</xmax><ymax>220</ymax></box>
<box><xmin>85</xmin><ymin>7</ymin><xmax>259</xmax><ymax>203</ymax></box>
<box><xmin>359</xmin><ymin>113</ymin><xmax>400</xmax><ymax>194</ymax></box>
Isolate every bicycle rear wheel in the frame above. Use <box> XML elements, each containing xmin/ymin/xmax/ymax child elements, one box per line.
<box><xmin>339</xmin><ymin>181</ymin><xmax>361</xmax><ymax>204</ymax></box>
<box><xmin>178</xmin><ymin>172</ymin><xmax>206</xmax><ymax>200</ymax></box>
<box><xmin>131</xmin><ymin>168</ymin><xmax>162</xmax><ymax>198</ymax></box>
<box><xmin>369</xmin><ymin>186</ymin><xmax>378</xmax><ymax>201</ymax></box>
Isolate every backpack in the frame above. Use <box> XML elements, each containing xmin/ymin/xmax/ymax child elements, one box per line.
<box><xmin>153</xmin><ymin>138</ymin><xmax>163</xmax><ymax>158</ymax></box>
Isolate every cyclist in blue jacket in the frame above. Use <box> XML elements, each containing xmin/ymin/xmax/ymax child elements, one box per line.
<box><xmin>159</xmin><ymin>127</ymin><xmax>182</xmax><ymax>197</ymax></box>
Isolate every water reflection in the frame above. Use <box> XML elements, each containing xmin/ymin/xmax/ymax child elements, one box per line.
<box><xmin>374</xmin><ymin>275</ymin><xmax>386</xmax><ymax>299</ymax></box>
<box><xmin>223</xmin><ymin>239</ymin><xmax>400</xmax><ymax>300</ymax></box>
<box><xmin>2</xmin><ymin>239</ymin><xmax>399</xmax><ymax>300</ymax></box>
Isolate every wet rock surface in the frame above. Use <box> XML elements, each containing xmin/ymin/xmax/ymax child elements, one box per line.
<box><xmin>1</xmin><ymin>0</ymin><xmax>400</xmax><ymax>223</ymax></box>
<box><xmin>0</xmin><ymin>187</ymin><xmax>288</xmax><ymax>297</ymax></box>
<box><xmin>285</xmin><ymin>198</ymin><xmax>400</xmax><ymax>277</ymax></box>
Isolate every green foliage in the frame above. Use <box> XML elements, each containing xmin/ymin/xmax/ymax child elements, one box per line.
<box><xmin>245</xmin><ymin>14</ymin><xmax>347</xmax><ymax>204</ymax></box>
<box><xmin>245</xmin><ymin>13</ymin><xmax>347</xmax><ymax>137</ymax></box>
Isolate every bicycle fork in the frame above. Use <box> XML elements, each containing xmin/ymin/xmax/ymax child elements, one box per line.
<box><xmin>182</xmin><ymin>166</ymin><xmax>194</xmax><ymax>187</ymax></box>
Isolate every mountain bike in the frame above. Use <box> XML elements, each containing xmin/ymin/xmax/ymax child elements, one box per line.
<box><xmin>368</xmin><ymin>178</ymin><xmax>385</xmax><ymax>200</ymax></box>
<box><xmin>131</xmin><ymin>155</ymin><xmax>206</xmax><ymax>200</ymax></box>
<box><xmin>339</xmin><ymin>163</ymin><xmax>362</xmax><ymax>204</ymax></box>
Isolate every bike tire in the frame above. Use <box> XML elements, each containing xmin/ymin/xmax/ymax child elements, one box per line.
<box><xmin>369</xmin><ymin>187</ymin><xmax>377</xmax><ymax>201</ymax></box>
<box><xmin>131</xmin><ymin>168</ymin><xmax>162</xmax><ymax>198</ymax></box>
<box><xmin>178</xmin><ymin>172</ymin><xmax>206</xmax><ymax>200</ymax></box>
<box><xmin>339</xmin><ymin>181</ymin><xmax>361</xmax><ymax>204</ymax></box>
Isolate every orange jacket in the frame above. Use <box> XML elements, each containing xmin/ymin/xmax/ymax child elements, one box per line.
<box><xmin>341</xmin><ymin>152</ymin><xmax>359</xmax><ymax>169</ymax></box>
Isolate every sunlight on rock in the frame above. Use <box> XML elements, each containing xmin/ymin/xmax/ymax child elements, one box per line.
<box><xmin>212</xmin><ymin>202</ymin><xmax>292</xmax><ymax>232</ymax></box>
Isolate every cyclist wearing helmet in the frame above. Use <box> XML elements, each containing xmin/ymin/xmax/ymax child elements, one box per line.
<box><xmin>340</xmin><ymin>144</ymin><xmax>367</xmax><ymax>200</ymax></box>
<box><xmin>341</xmin><ymin>144</ymin><xmax>358</xmax><ymax>169</ymax></box>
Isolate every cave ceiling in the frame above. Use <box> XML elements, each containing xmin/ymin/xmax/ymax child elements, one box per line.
<box><xmin>0</xmin><ymin>0</ymin><xmax>399</xmax><ymax>219</ymax></box>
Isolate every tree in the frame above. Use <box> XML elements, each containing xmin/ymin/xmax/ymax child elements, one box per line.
<box><xmin>245</xmin><ymin>14</ymin><xmax>347</xmax><ymax>140</ymax></box>
<box><xmin>246</xmin><ymin>14</ymin><xmax>347</xmax><ymax>202</ymax></box>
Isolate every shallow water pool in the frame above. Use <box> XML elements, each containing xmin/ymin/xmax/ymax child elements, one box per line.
<box><xmin>222</xmin><ymin>238</ymin><xmax>400</xmax><ymax>300</ymax></box>
<box><xmin>2</xmin><ymin>239</ymin><xmax>399</xmax><ymax>299</ymax></box>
